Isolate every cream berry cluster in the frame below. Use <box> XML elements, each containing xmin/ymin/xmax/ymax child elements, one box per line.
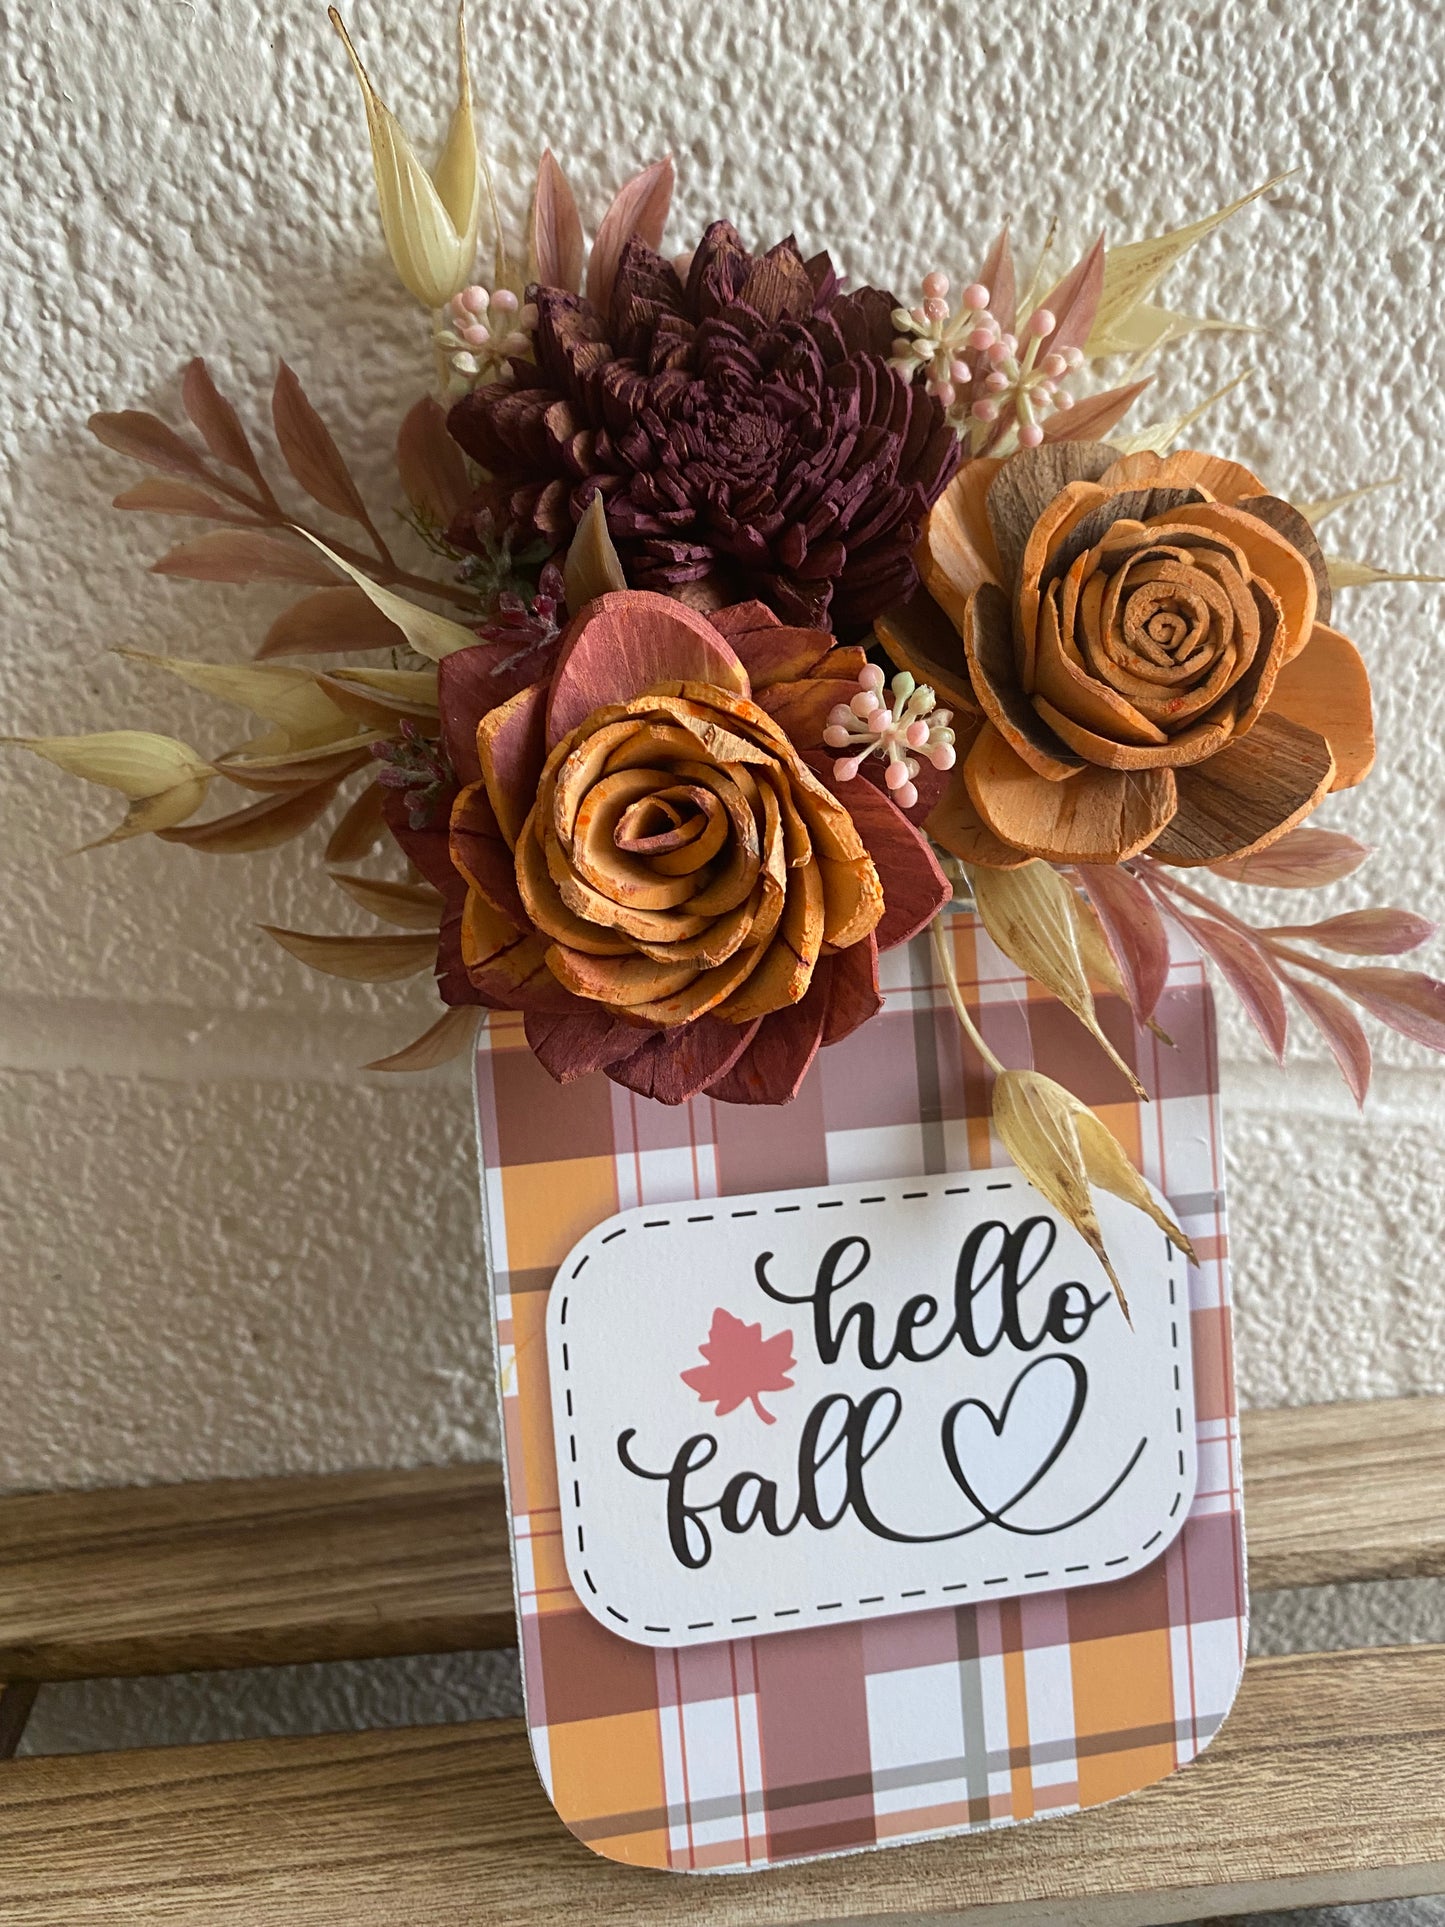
<box><xmin>889</xmin><ymin>273</ymin><xmax>1085</xmax><ymax>453</ymax></box>
<box><xmin>824</xmin><ymin>666</ymin><xmax>956</xmax><ymax>812</ymax></box>
<box><xmin>435</xmin><ymin>285</ymin><xmax>538</xmax><ymax>386</ymax></box>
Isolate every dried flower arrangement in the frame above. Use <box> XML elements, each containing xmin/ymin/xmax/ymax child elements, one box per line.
<box><xmin>11</xmin><ymin>6</ymin><xmax>1443</xmax><ymax>1294</ymax></box>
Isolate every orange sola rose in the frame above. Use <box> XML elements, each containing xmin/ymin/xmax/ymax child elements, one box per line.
<box><xmin>878</xmin><ymin>443</ymin><xmax>1374</xmax><ymax>868</ymax></box>
<box><xmin>388</xmin><ymin>589</ymin><xmax>950</xmax><ymax>1105</ymax></box>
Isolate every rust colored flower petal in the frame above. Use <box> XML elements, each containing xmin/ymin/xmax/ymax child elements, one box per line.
<box><xmin>450</xmin><ymin>781</ymin><xmax>528</xmax><ymax>927</ymax></box>
<box><xmin>1148</xmin><ymin>711</ymin><xmax>1335</xmax><ymax>865</ymax></box>
<box><xmin>804</xmin><ymin>749</ymin><xmax>951</xmax><ymax>948</ymax></box>
<box><xmin>549</xmin><ymin>840</ymin><xmax>713</xmax><ymax>942</ymax></box>
<box><xmin>629</xmin><ymin>943</ymin><xmax>777</xmax><ymax>1026</ymax></box>
<box><xmin>633</xmin><ymin>878</ymin><xmax>783</xmax><ymax>970</ymax></box>
<box><xmin>983</xmin><ymin>442</ymin><xmax>1119</xmax><ymax>585</ymax></box>
<box><xmin>964</xmin><ymin>583</ymin><xmax>1082</xmax><ymax>780</ymax></box>
<box><xmin>608</xmin><ymin>1013</ymin><xmax>763</xmax><ymax>1104</ymax></box>
<box><xmin>918</xmin><ymin>457</ymin><xmax>1006</xmax><ymax>626</ymax></box>
<box><xmin>875</xmin><ymin>586</ymin><xmax>982</xmax><ymax>719</ymax></box>
<box><xmin>924</xmin><ymin>720</ymin><xmax>1033</xmax><ymax>870</ymax></box>
<box><xmin>613</xmin><ymin>785</ymin><xmax>720</xmax><ymax>858</ymax></box>
<box><xmin>1160</xmin><ymin>502</ymin><xmax>1318</xmax><ymax>660</ymax></box>
<box><xmin>435</xmin><ymin>884</ymin><xmax>488</xmax><ymax>1008</ymax></box>
<box><xmin>462</xmin><ymin>903</ymin><xmax>571</xmax><ymax>1010</ymax></box>
<box><xmin>1097</xmin><ymin>449</ymin><xmax>1268</xmax><ymax>503</ymax></box>
<box><xmin>545</xmin><ymin>945</ymin><xmax>704</xmax><ymax>1008</ymax></box>
<box><xmin>524</xmin><ymin>1006</ymin><xmax>652</xmax><ymax>1081</ymax></box>
<box><xmin>1262</xmin><ymin>622</ymin><xmax>1375</xmax><ymax>792</ymax></box>
<box><xmin>964</xmin><ymin>722</ymin><xmax>1178</xmax><ymax>864</ymax></box>
<box><xmin>514</xmin><ymin>808</ymin><xmax>635</xmax><ymax>954</ymax></box>
<box><xmin>570</xmin><ymin>767</ymin><xmax>716</xmax><ymax>909</ymax></box>
<box><xmin>477</xmin><ymin>681</ymin><xmax>549</xmax><ymax>847</ymax></box>
<box><xmin>713</xmin><ymin>858</ymin><xmax>826</xmax><ymax>1022</ymax></box>
<box><xmin>704</xmin><ymin>970</ymin><xmax>831</xmax><ymax>1104</ymax></box>
<box><xmin>545</xmin><ymin>591</ymin><xmax>750</xmax><ymax>744</ymax></box>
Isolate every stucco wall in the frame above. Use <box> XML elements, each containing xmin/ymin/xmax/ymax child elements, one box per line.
<box><xmin>3</xmin><ymin>0</ymin><xmax>1444</xmax><ymax>1916</ymax></box>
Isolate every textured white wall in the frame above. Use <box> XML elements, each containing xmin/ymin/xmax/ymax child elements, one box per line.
<box><xmin>2</xmin><ymin>0</ymin><xmax>1443</xmax><ymax>1903</ymax></box>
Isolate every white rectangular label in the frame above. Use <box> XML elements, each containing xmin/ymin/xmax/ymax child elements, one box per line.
<box><xmin>548</xmin><ymin>1168</ymin><xmax>1195</xmax><ymax>1647</ymax></box>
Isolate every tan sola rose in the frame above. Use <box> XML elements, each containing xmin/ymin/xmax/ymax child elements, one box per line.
<box><xmin>878</xmin><ymin>443</ymin><xmax>1374</xmax><ymax>867</ymax></box>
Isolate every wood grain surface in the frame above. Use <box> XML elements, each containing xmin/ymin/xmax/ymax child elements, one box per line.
<box><xmin>1240</xmin><ymin>1394</ymin><xmax>1445</xmax><ymax>1588</ymax></box>
<box><xmin>0</xmin><ymin>1396</ymin><xmax>1441</xmax><ymax>1682</ymax></box>
<box><xmin>2</xmin><ymin>1646</ymin><xmax>1444</xmax><ymax>1925</ymax></box>
<box><xmin>0</xmin><ymin>1462</ymin><xmax>512</xmax><ymax>1679</ymax></box>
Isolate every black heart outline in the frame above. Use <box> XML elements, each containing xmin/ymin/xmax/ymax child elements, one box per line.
<box><xmin>942</xmin><ymin>1354</ymin><xmax>1088</xmax><ymax>1525</ymax></box>
<box><xmin>943</xmin><ymin>1354</ymin><xmax>1150</xmax><ymax>1535</ymax></box>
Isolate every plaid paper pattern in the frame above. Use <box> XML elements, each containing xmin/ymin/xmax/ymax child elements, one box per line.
<box><xmin>474</xmin><ymin>909</ymin><xmax>1246</xmax><ymax>1874</ymax></box>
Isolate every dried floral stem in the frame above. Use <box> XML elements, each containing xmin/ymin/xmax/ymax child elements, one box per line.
<box><xmin>931</xmin><ymin>916</ymin><xmax>1005</xmax><ymax>1075</ymax></box>
<box><xmin>1142</xmin><ymin>865</ymin><xmax>1334</xmax><ymax>976</ymax></box>
<box><xmin>1140</xmin><ymin>863</ymin><xmax>1264</xmax><ymax>930</ymax></box>
<box><xmin>205</xmin><ymin>465</ymin><xmax>471</xmax><ymax>608</ymax></box>
<box><xmin>1137</xmin><ymin>861</ymin><xmax>1398</xmax><ymax>1002</ymax></box>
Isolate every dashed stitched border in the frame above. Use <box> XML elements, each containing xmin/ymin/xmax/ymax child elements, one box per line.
<box><xmin>552</xmin><ymin>1178</ymin><xmax>1190</xmax><ymax>1636</ymax></box>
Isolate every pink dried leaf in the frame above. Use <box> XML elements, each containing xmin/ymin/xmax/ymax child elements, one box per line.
<box><xmin>1184</xmin><ymin>913</ymin><xmax>1288</xmax><ymax>1063</ymax></box>
<box><xmin>272</xmin><ymin>362</ymin><xmax>372</xmax><ymax>528</ymax></box>
<box><xmin>1207</xmin><ymin>827</ymin><xmax>1373</xmax><ymax>888</ymax></box>
<box><xmin>531</xmin><ymin>147</ymin><xmax>585</xmax><ymax>293</ymax></box>
<box><xmin>1325</xmin><ymin>966</ymin><xmax>1445</xmax><ymax>1054</ymax></box>
<box><xmin>156</xmin><ymin>774</ymin><xmax>345</xmax><ymax>854</ymax></box>
<box><xmin>1266</xmin><ymin>906</ymin><xmax>1438</xmax><ymax>956</ymax></box>
<box><xmin>257</xmin><ymin>586</ymin><xmax>407</xmax><ymax>658</ymax></box>
<box><xmin>151</xmin><ymin>529</ymin><xmax>338</xmax><ymax>586</ymax></box>
<box><xmin>587</xmin><ymin>155</ymin><xmax>675</xmax><ymax>313</ymax></box>
<box><xmin>365</xmin><ymin>1005</ymin><xmax>483</xmax><ymax>1074</ymax></box>
<box><xmin>1039</xmin><ymin>234</ymin><xmax>1105</xmax><ymax>357</ymax></box>
<box><xmin>1286</xmin><ymin>975</ymin><xmax>1372</xmax><ymax>1107</ymax></box>
<box><xmin>112</xmin><ymin>479</ymin><xmax>260</xmax><ymax>523</ymax></box>
<box><xmin>1076</xmin><ymin>863</ymin><xmax>1171</xmax><ymax>1022</ymax></box>
<box><xmin>1044</xmin><ymin>378</ymin><xmax>1152</xmax><ymax>444</ymax></box>
<box><xmin>976</xmin><ymin>224</ymin><xmax>1016</xmax><ymax>333</ymax></box>
<box><xmin>180</xmin><ymin>359</ymin><xmax>271</xmax><ymax>497</ymax></box>
<box><xmin>396</xmin><ymin>396</ymin><xmax>472</xmax><ymax>526</ymax></box>
<box><xmin>325</xmin><ymin>780</ymin><xmax>387</xmax><ymax>864</ymax></box>
<box><xmin>89</xmin><ymin>409</ymin><xmax>209</xmax><ymax>480</ymax></box>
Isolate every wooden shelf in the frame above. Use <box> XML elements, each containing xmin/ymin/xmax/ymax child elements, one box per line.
<box><xmin>3</xmin><ymin>1396</ymin><xmax>1444</xmax><ymax>1920</ymax></box>
<box><xmin>0</xmin><ymin>1463</ymin><xmax>510</xmax><ymax>1680</ymax></box>
<box><xmin>1</xmin><ymin>1396</ymin><xmax>1442</xmax><ymax>1683</ymax></box>
<box><xmin>3</xmin><ymin>1645</ymin><xmax>1445</xmax><ymax>1926</ymax></box>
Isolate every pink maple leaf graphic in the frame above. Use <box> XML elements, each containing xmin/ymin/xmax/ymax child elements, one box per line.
<box><xmin>680</xmin><ymin>1308</ymin><xmax>796</xmax><ymax>1424</ymax></box>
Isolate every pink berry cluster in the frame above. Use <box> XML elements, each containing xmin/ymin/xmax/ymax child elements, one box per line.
<box><xmin>824</xmin><ymin>665</ymin><xmax>956</xmax><ymax>812</ymax></box>
<box><xmin>435</xmin><ymin>285</ymin><xmax>538</xmax><ymax>387</ymax></box>
<box><xmin>889</xmin><ymin>274</ymin><xmax>1085</xmax><ymax>454</ymax></box>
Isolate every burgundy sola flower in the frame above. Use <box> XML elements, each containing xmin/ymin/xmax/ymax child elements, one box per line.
<box><xmin>446</xmin><ymin>222</ymin><xmax>961</xmax><ymax>638</ymax></box>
